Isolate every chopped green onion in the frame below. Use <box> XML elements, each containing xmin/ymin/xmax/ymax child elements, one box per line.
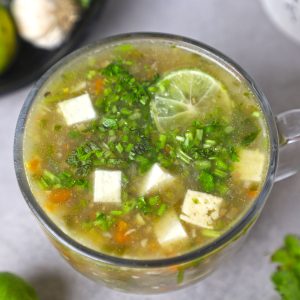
<box><xmin>215</xmin><ymin>159</ymin><xmax>228</xmax><ymax>170</ymax></box>
<box><xmin>159</xmin><ymin>134</ymin><xmax>167</xmax><ymax>148</ymax></box>
<box><xmin>110</xmin><ymin>210</ymin><xmax>123</xmax><ymax>216</ymax></box>
<box><xmin>213</xmin><ymin>169</ymin><xmax>228</xmax><ymax>178</ymax></box>
<box><xmin>195</xmin><ymin>160</ymin><xmax>211</xmax><ymax>170</ymax></box>
<box><xmin>202</xmin><ymin>229</ymin><xmax>221</xmax><ymax>238</ymax></box>
<box><xmin>116</xmin><ymin>143</ymin><xmax>123</xmax><ymax>153</ymax></box>
<box><xmin>195</xmin><ymin>129</ymin><xmax>203</xmax><ymax>141</ymax></box>
<box><xmin>252</xmin><ymin>111</ymin><xmax>260</xmax><ymax>118</ymax></box>
<box><xmin>177</xmin><ymin>149</ymin><xmax>192</xmax><ymax>164</ymax></box>
<box><xmin>199</xmin><ymin>171</ymin><xmax>215</xmax><ymax>192</ymax></box>
<box><xmin>157</xmin><ymin>203</ymin><xmax>168</xmax><ymax>216</ymax></box>
<box><xmin>224</xmin><ymin>126</ymin><xmax>234</xmax><ymax>134</ymax></box>
<box><xmin>176</xmin><ymin>136</ymin><xmax>185</xmax><ymax>142</ymax></box>
<box><xmin>149</xmin><ymin>195</ymin><xmax>160</xmax><ymax>206</ymax></box>
<box><xmin>123</xmin><ymin>200</ymin><xmax>136</xmax><ymax>213</ymax></box>
<box><xmin>102</xmin><ymin>118</ymin><xmax>117</xmax><ymax>129</ymax></box>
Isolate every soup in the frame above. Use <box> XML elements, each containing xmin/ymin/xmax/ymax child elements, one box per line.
<box><xmin>23</xmin><ymin>41</ymin><xmax>269</xmax><ymax>259</ymax></box>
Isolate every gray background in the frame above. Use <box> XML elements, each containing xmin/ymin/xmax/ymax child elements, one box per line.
<box><xmin>1</xmin><ymin>0</ymin><xmax>300</xmax><ymax>299</ymax></box>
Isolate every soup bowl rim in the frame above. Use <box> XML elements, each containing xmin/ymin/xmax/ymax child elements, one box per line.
<box><xmin>14</xmin><ymin>32</ymin><xmax>278</xmax><ymax>268</ymax></box>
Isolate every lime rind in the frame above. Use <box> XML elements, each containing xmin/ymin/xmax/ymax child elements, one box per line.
<box><xmin>151</xmin><ymin>69</ymin><xmax>233</xmax><ymax>132</ymax></box>
<box><xmin>0</xmin><ymin>6</ymin><xmax>17</xmax><ymax>74</ymax></box>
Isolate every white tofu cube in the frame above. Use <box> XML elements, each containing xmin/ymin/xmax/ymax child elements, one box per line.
<box><xmin>139</xmin><ymin>163</ymin><xmax>175</xmax><ymax>195</ymax></box>
<box><xmin>154</xmin><ymin>209</ymin><xmax>188</xmax><ymax>246</ymax></box>
<box><xmin>234</xmin><ymin>149</ymin><xmax>266</xmax><ymax>182</ymax></box>
<box><xmin>94</xmin><ymin>170</ymin><xmax>122</xmax><ymax>204</ymax></box>
<box><xmin>57</xmin><ymin>93</ymin><xmax>96</xmax><ymax>126</ymax></box>
<box><xmin>180</xmin><ymin>190</ymin><xmax>223</xmax><ymax>229</ymax></box>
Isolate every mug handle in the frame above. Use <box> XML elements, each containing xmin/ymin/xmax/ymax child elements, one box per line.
<box><xmin>275</xmin><ymin>109</ymin><xmax>300</xmax><ymax>182</ymax></box>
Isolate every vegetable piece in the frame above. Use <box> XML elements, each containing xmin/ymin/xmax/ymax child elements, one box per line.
<box><xmin>233</xmin><ymin>149</ymin><xmax>265</xmax><ymax>182</ymax></box>
<box><xmin>180</xmin><ymin>190</ymin><xmax>223</xmax><ymax>229</ymax></box>
<box><xmin>48</xmin><ymin>189</ymin><xmax>71</xmax><ymax>203</ymax></box>
<box><xmin>271</xmin><ymin>235</ymin><xmax>300</xmax><ymax>300</ymax></box>
<box><xmin>247</xmin><ymin>188</ymin><xmax>258</xmax><ymax>199</ymax></box>
<box><xmin>93</xmin><ymin>78</ymin><xmax>104</xmax><ymax>94</ymax></box>
<box><xmin>201</xmin><ymin>228</ymin><xmax>221</xmax><ymax>238</ymax></box>
<box><xmin>94</xmin><ymin>212</ymin><xmax>115</xmax><ymax>231</ymax></box>
<box><xmin>139</xmin><ymin>163</ymin><xmax>175</xmax><ymax>195</ymax></box>
<box><xmin>0</xmin><ymin>272</ymin><xmax>39</xmax><ymax>300</ymax></box>
<box><xmin>154</xmin><ymin>209</ymin><xmax>188</xmax><ymax>247</ymax></box>
<box><xmin>93</xmin><ymin>170</ymin><xmax>122</xmax><ymax>204</ymax></box>
<box><xmin>114</xmin><ymin>220</ymin><xmax>130</xmax><ymax>244</ymax></box>
<box><xmin>198</xmin><ymin>171</ymin><xmax>215</xmax><ymax>192</ymax></box>
<box><xmin>57</xmin><ymin>93</ymin><xmax>96</xmax><ymax>126</ymax></box>
<box><xmin>26</xmin><ymin>158</ymin><xmax>41</xmax><ymax>174</ymax></box>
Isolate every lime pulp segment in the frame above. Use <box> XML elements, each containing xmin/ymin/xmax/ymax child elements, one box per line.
<box><xmin>151</xmin><ymin>69</ymin><xmax>233</xmax><ymax>132</ymax></box>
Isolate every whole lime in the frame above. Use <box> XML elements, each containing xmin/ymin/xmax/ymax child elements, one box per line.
<box><xmin>0</xmin><ymin>5</ymin><xmax>17</xmax><ymax>74</ymax></box>
<box><xmin>0</xmin><ymin>272</ymin><xmax>38</xmax><ymax>300</ymax></box>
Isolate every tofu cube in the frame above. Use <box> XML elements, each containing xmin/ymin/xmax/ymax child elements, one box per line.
<box><xmin>154</xmin><ymin>209</ymin><xmax>188</xmax><ymax>246</ymax></box>
<box><xmin>139</xmin><ymin>163</ymin><xmax>175</xmax><ymax>195</ymax></box>
<box><xmin>180</xmin><ymin>190</ymin><xmax>223</xmax><ymax>229</ymax></box>
<box><xmin>234</xmin><ymin>149</ymin><xmax>266</xmax><ymax>182</ymax></box>
<box><xmin>94</xmin><ymin>170</ymin><xmax>122</xmax><ymax>204</ymax></box>
<box><xmin>57</xmin><ymin>93</ymin><xmax>96</xmax><ymax>126</ymax></box>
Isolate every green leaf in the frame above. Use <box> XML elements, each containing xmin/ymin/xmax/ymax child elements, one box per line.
<box><xmin>271</xmin><ymin>235</ymin><xmax>300</xmax><ymax>300</ymax></box>
<box><xmin>199</xmin><ymin>171</ymin><xmax>215</xmax><ymax>192</ymax></box>
<box><xmin>102</xmin><ymin>118</ymin><xmax>117</xmax><ymax>129</ymax></box>
<box><xmin>94</xmin><ymin>212</ymin><xmax>115</xmax><ymax>231</ymax></box>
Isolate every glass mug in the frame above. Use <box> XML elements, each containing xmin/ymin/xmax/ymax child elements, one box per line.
<box><xmin>14</xmin><ymin>33</ymin><xmax>300</xmax><ymax>294</ymax></box>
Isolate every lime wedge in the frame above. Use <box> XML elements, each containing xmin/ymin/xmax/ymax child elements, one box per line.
<box><xmin>0</xmin><ymin>6</ymin><xmax>17</xmax><ymax>74</ymax></box>
<box><xmin>151</xmin><ymin>69</ymin><xmax>233</xmax><ymax>132</ymax></box>
<box><xmin>0</xmin><ymin>272</ymin><xmax>39</xmax><ymax>300</ymax></box>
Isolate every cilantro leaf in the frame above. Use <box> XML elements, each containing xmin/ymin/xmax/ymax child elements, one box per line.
<box><xmin>271</xmin><ymin>235</ymin><xmax>300</xmax><ymax>300</ymax></box>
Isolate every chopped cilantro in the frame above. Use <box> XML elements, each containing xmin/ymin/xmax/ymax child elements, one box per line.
<box><xmin>157</xmin><ymin>203</ymin><xmax>168</xmax><ymax>216</ymax></box>
<box><xmin>68</xmin><ymin>130</ymin><xmax>81</xmax><ymax>139</ymax></box>
<box><xmin>271</xmin><ymin>235</ymin><xmax>300</xmax><ymax>300</ymax></box>
<box><xmin>199</xmin><ymin>171</ymin><xmax>215</xmax><ymax>192</ymax></box>
<box><xmin>94</xmin><ymin>213</ymin><xmax>115</xmax><ymax>231</ymax></box>
<box><xmin>242</xmin><ymin>130</ymin><xmax>260</xmax><ymax>146</ymax></box>
<box><xmin>102</xmin><ymin>118</ymin><xmax>117</xmax><ymax>129</ymax></box>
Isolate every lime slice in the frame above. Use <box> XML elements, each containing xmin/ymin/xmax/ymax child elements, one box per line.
<box><xmin>151</xmin><ymin>69</ymin><xmax>233</xmax><ymax>132</ymax></box>
<box><xmin>0</xmin><ymin>6</ymin><xmax>17</xmax><ymax>74</ymax></box>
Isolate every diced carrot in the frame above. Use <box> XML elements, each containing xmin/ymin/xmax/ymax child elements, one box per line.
<box><xmin>114</xmin><ymin>220</ymin><xmax>130</xmax><ymax>244</ymax></box>
<box><xmin>247</xmin><ymin>189</ymin><xmax>258</xmax><ymax>199</ymax></box>
<box><xmin>48</xmin><ymin>189</ymin><xmax>71</xmax><ymax>204</ymax></box>
<box><xmin>117</xmin><ymin>220</ymin><xmax>128</xmax><ymax>232</ymax></box>
<box><xmin>94</xmin><ymin>78</ymin><xmax>104</xmax><ymax>94</ymax></box>
<box><xmin>148</xmin><ymin>241</ymin><xmax>159</xmax><ymax>252</ymax></box>
<box><xmin>44</xmin><ymin>200</ymin><xmax>57</xmax><ymax>212</ymax></box>
<box><xmin>26</xmin><ymin>158</ymin><xmax>41</xmax><ymax>174</ymax></box>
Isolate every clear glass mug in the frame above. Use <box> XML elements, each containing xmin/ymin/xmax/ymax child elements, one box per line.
<box><xmin>14</xmin><ymin>33</ymin><xmax>300</xmax><ymax>294</ymax></box>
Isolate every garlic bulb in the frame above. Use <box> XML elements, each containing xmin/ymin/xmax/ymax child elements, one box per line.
<box><xmin>11</xmin><ymin>0</ymin><xmax>80</xmax><ymax>49</ymax></box>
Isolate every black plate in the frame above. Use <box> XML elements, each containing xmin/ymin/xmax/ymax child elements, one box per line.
<box><xmin>0</xmin><ymin>0</ymin><xmax>107</xmax><ymax>96</ymax></box>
